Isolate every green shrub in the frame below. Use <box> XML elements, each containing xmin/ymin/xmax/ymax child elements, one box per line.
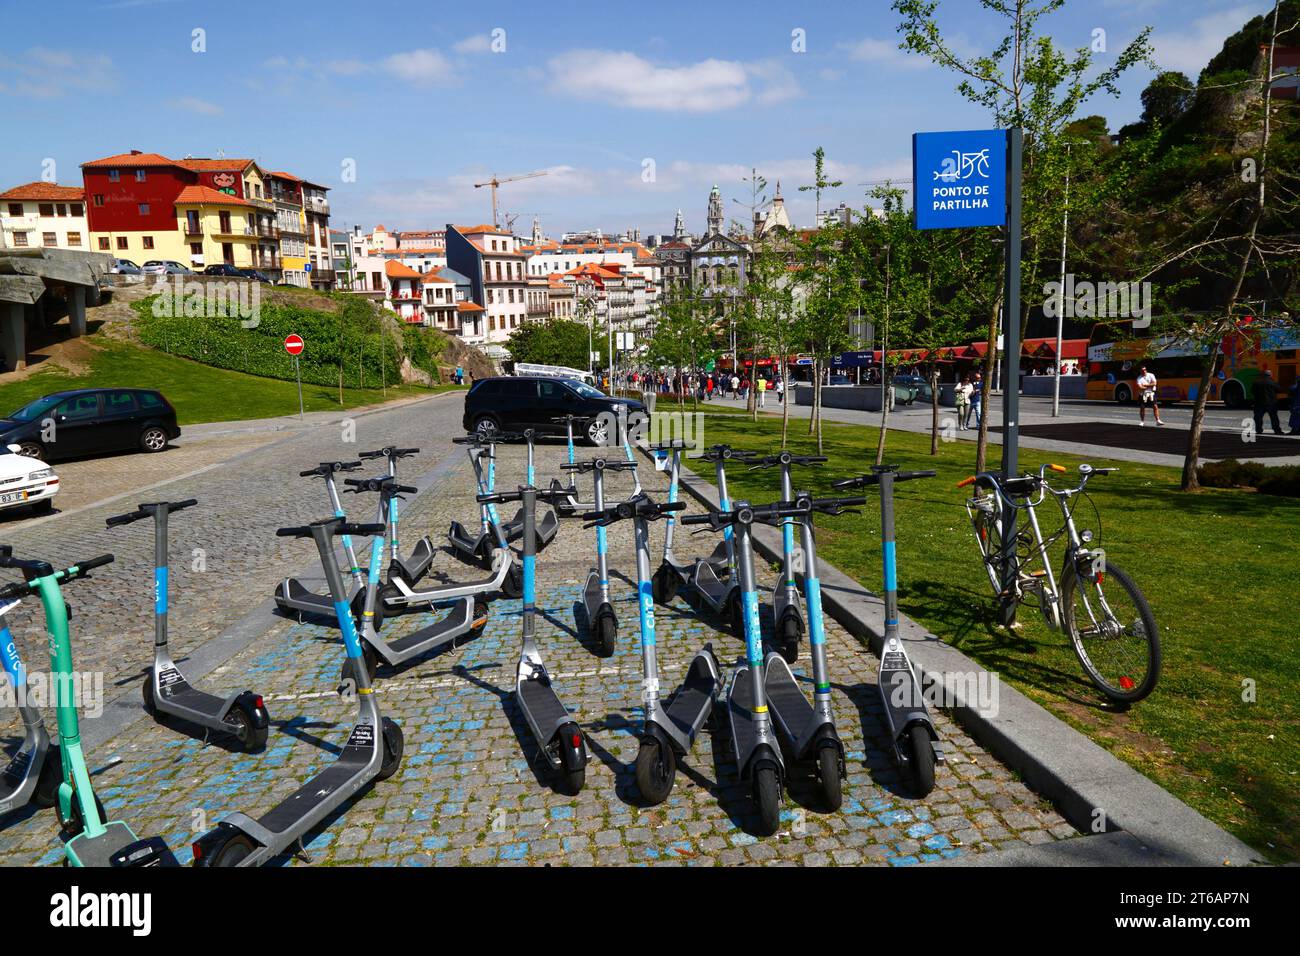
<box><xmin>401</xmin><ymin>325</ymin><xmax>445</xmax><ymax>383</ymax></box>
<box><xmin>1197</xmin><ymin>458</ymin><xmax>1300</xmax><ymax>497</ymax></box>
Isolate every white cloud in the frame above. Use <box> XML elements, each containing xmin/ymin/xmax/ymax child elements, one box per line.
<box><xmin>172</xmin><ymin>96</ymin><xmax>223</xmax><ymax>116</ymax></box>
<box><xmin>453</xmin><ymin>34</ymin><xmax>491</xmax><ymax>54</ymax></box>
<box><xmin>545</xmin><ymin>50</ymin><xmax>801</xmax><ymax>112</ymax></box>
<box><xmin>381</xmin><ymin>49</ymin><xmax>453</xmax><ymax>82</ymax></box>
<box><xmin>839</xmin><ymin>37</ymin><xmax>930</xmax><ymax>70</ymax></box>
<box><xmin>0</xmin><ymin>47</ymin><xmax>115</xmax><ymax>98</ymax></box>
<box><xmin>1152</xmin><ymin>6</ymin><xmax>1259</xmax><ymax>74</ymax></box>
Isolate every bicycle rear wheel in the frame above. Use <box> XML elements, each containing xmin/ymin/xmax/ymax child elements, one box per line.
<box><xmin>968</xmin><ymin>483</ymin><xmax>1004</xmax><ymax>595</ymax></box>
<box><xmin>1060</xmin><ymin>560</ymin><xmax>1160</xmax><ymax>703</ymax></box>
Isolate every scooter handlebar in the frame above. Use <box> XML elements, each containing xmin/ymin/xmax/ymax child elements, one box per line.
<box><xmin>581</xmin><ymin>498</ymin><xmax>684</xmax><ymax>526</ymax></box>
<box><xmin>105</xmin><ymin>499</ymin><xmax>198</xmax><ymax>527</ymax></box>
<box><xmin>105</xmin><ymin>507</ymin><xmax>148</xmax><ymax>527</ymax></box>
<box><xmin>359</xmin><ymin>446</ymin><xmax>420</xmax><ymax>460</ymax></box>
<box><xmin>561</xmin><ymin>458</ymin><xmax>637</xmax><ymax>474</ymax></box>
<box><xmin>750</xmin><ymin>453</ymin><xmax>828</xmax><ymax>468</ymax></box>
<box><xmin>300</xmin><ymin>460</ymin><xmax>362</xmax><ymax>477</ymax></box>
<box><xmin>69</xmin><ymin>554</ymin><xmax>115</xmax><ymax>578</ymax></box>
<box><xmin>833</xmin><ymin>468</ymin><xmax>937</xmax><ymax>489</ymax></box>
<box><xmin>277</xmin><ymin>520</ymin><xmax>383</xmax><ymax>538</ymax></box>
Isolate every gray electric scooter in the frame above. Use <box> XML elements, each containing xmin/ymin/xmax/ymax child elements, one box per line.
<box><xmin>476</xmin><ymin>484</ymin><xmax>588</xmax><ymax>794</ymax></box>
<box><xmin>586</xmin><ymin>495</ymin><xmax>723</xmax><ymax>805</ymax></box>
<box><xmin>562</xmin><ymin>456</ymin><xmax>637</xmax><ymax>657</ymax></box>
<box><xmin>500</xmin><ymin>429</ymin><xmax>560</xmax><ymax>549</ymax></box>
<box><xmin>274</xmin><ymin>460</ymin><xmax>366</xmax><ymax>621</ymax></box>
<box><xmin>340</xmin><ymin>476</ymin><xmax>485</xmax><ymax>684</ymax></box>
<box><xmin>761</xmin><ymin>492</ymin><xmax>867</xmax><ymax>811</ymax></box>
<box><xmin>747</xmin><ymin>452</ymin><xmax>828</xmax><ymax>664</ymax></box>
<box><xmin>108</xmin><ymin>500</ymin><xmax>270</xmax><ymax>751</ymax></box>
<box><xmin>0</xmin><ymin>596</ymin><xmax>59</xmax><ymax>816</ymax></box>
<box><xmin>832</xmin><ymin>466</ymin><xmax>945</xmax><ymax>796</ymax></box>
<box><xmin>191</xmin><ymin>517</ymin><xmax>404</xmax><ymax>866</ymax></box>
<box><xmin>360</xmin><ymin>446</ymin><xmax>437</xmax><ymax>585</ymax></box>
<box><xmin>448</xmin><ymin>434</ymin><xmax>517</xmax><ymax>567</ymax></box>
<box><xmin>682</xmin><ymin>501</ymin><xmax>786</xmax><ymax>835</ymax></box>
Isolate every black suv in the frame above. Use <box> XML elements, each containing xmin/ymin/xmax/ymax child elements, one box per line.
<box><xmin>0</xmin><ymin>388</ymin><xmax>181</xmax><ymax>461</ymax></box>
<box><xmin>463</xmin><ymin>376</ymin><xmax>646</xmax><ymax>445</ymax></box>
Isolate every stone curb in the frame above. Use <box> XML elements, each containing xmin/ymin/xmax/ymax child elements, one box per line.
<box><xmin>639</xmin><ymin>441</ymin><xmax>1265</xmax><ymax>867</ymax></box>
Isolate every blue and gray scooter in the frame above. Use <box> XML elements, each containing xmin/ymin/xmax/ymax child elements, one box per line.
<box><xmin>477</xmin><ymin>484</ymin><xmax>588</xmax><ymax>794</ymax></box>
<box><xmin>108</xmin><ymin>499</ymin><xmax>270</xmax><ymax>751</ymax></box>
<box><xmin>500</xmin><ymin>429</ymin><xmax>559</xmax><ymax>549</ymax></box>
<box><xmin>682</xmin><ymin>501</ymin><xmax>785</xmax><ymax>835</ymax></box>
<box><xmin>833</xmin><ymin>466</ymin><xmax>944</xmax><ymax>796</ymax></box>
<box><xmin>359</xmin><ymin>446</ymin><xmax>435</xmax><ymax>585</ymax></box>
<box><xmin>762</xmin><ymin>492</ymin><xmax>866</xmax><ymax>811</ymax></box>
<box><xmin>562</xmin><ymin>456</ymin><xmax>637</xmax><ymax>657</ymax></box>
<box><xmin>192</xmin><ymin>517</ymin><xmax>404</xmax><ymax>866</ymax></box>
<box><xmin>274</xmin><ymin>460</ymin><xmax>366</xmax><ymax>621</ymax></box>
<box><xmin>0</xmin><ymin>597</ymin><xmax>59</xmax><ymax>817</ymax></box>
<box><xmin>586</xmin><ymin>494</ymin><xmax>723</xmax><ymax>804</ymax></box>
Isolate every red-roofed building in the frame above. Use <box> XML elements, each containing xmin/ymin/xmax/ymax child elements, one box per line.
<box><xmin>0</xmin><ymin>182</ymin><xmax>87</xmax><ymax>251</ymax></box>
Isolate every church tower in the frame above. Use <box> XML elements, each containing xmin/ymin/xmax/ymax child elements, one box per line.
<box><xmin>706</xmin><ymin>184</ymin><xmax>724</xmax><ymax>236</ymax></box>
<box><xmin>530</xmin><ymin>216</ymin><xmax>542</xmax><ymax>246</ymax></box>
<box><xmin>673</xmin><ymin>208</ymin><xmax>685</xmax><ymax>239</ymax></box>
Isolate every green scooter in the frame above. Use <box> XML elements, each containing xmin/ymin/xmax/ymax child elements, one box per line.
<box><xmin>0</xmin><ymin>545</ymin><xmax>177</xmax><ymax>867</ymax></box>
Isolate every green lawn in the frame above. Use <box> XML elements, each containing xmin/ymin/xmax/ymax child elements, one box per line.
<box><xmin>0</xmin><ymin>338</ymin><xmax>464</xmax><ymax>425</ymax></box>
<box><xmin>682</xmin><ymin>415</ymin><xmax>1297</xmax><ymax>862</ymax></box>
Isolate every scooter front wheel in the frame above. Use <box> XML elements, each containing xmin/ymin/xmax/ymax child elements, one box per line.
<box><xmin>778</xmin><ymin>614</ymin><xmax>803</xmax><ymax>664</ymax></box>
<box><xmin>651</xmin><ymin>565</ymin><xmax>678</xmax><ymax>605</ymax></box>
<box><xmin>907</xmin><ymin>724</ymin><xmax>936</xmax><ymax>797</ymax></box>
<box><xmin>58</xmin><ymin>792</ymin><xmax>107</xmax><ymax>838</ymax></box>
<box><xmin>33</xmin><ymin>744</ymin><xmax>61</xmax><ymax>808</ymax></box>
<box><xmin>816</xmin><ymin>744</ymin><xmax>843</xmax><ymax>812</ymax></box>
<box><xmin>753</xmin><ymin>766</ymin><xmax>782</xmax><ymax>836</ymax></box>
<box><xmin>502</xmin><ymin>565</ymin><xmax>523</xmax><ymax>599</ymax></box>
<box><xmin>634</xmin><ymin>733</ymin><xmax>677</xmax><ymax>805</ymax></box>
<box><xmin>377</xmin><ymin>717</ymin><xmax>404</xmax><ymax>781</ymax></box>
<box><xmin>595</xmin><ymin>610</ymin><xmax>617</xmax><ymax>658</ymax></box>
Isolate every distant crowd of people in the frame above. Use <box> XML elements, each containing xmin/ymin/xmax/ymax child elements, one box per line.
<box><xmin>606</xmin><ymin>369</ymin><xmax>785</xmax><ymax>406</ymax></box>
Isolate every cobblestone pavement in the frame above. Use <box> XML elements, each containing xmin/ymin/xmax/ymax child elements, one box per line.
<box><xmin>0</xmin><ymin>405</ymin><xmax>1078</xmax><ymax>865</ymax></box>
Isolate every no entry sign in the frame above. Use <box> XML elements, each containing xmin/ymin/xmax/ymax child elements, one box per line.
<box><xmin>284</xmin><ymin>334</ymin><xmax>305</xmax><ymax>355</ymax></box>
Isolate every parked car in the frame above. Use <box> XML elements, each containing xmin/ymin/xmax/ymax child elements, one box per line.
<box><xmin>109</xmin><ymin>259</ymin><xmax>142</xmax><ymax>275</ymax></box>
<box><xmin>463</xmin><ymin>376</ymin><xmax>646</xmax><ymax>445</ymax></box>
<box><xmin>239</xmin><ymin>269</ymin><xmax>272</xmax><ymax>283</ymax></box>
<box><xmin>142</xmin><ymin>260</ymin><xmax>192</xmax><ymax>276</ymax></box>
<box><xmin>827</xmin><ymin>374</ymin><xmax>852</xmax><ymax>386</ymax></box>
<box><xmin>203</xmin><ymin>264</ymin><xmax>244</xmax><ymax>277</ymax></box>
<box><xmin>892</xmin><ymin>373</ymin><xmax>933</xmax><ymax>404</ymax></box>
<box><xmin>0</xmin><ymin>388</ymin><xmax>181</xmax><ymax>461</ymax></box>
<box><xmin>0</xmin><ymin>443</ymin><xmax>59</xmax><ymax>516</ymax></box>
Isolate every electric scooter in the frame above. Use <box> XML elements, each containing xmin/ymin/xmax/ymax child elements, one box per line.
<box><xmin>832</xmin><ymin>466</ymin><xmax>945</xmax><ymax>796</ymax></box>
<box><xmin>360</xmin><ymin>446</ymin><xmax>436</xmax><ymax>585</ymax></box>
<box><xmin>500</xmin><ymin>429</ymin><xmax>559</xmax><ymax>549</ymax></box>
<box><xmin>585</xmin><ymin>495</ymin><xmax>723</xmax><ymax>805</ymax></box>
<box><xmin>0</xmin><ymin>596</ymin><xmax>59</xmax><ymax>817</ymax></box>
<box><xmin>274</xmin><ymin>460</ymin><xmax>366</xmax><ymax>621</ymax></box>
<box><xmin>547</xmin><ymin>414</ymin><xmax>595</xmax><ymax>517</ymax></box>
<box><xmin>476</xmin><ymin>484</ymin><xmax>587</xmax><ymax>794</ymax></box>
<box><xmin>0</xmin><ymin>546</ymin><xmax>178</xmax><ymax>866</ymax></box>
<box><xmin>562</xmin><ymin>456</ymin><xmax>637</xmax><ymax>657</ymax></box>
<box><xmin>107</xmin><ymin>499</ymin><xmax>270</xmax><ymax>751</ymax></box>
<box><xmin>447</xmin><ymin>433</ymin><xmax>517</xmax><ymax>566</ymax></box>
<box><xmin>340</xmin><ymin>476</ymin><xmax>485</xmax><ymax>684</ymax></box>
<box><xmin>747</xmin><ymin>451</ymin><xmax>828</xmax><ymax>664</ymax></box>
<box><xmin>761</xmin><ymin>492</ymin><xmax>867</xmax><ymax>811</ymax></box>
<box><xmin>651</xmin><ymin>443</ymin><xmax>752</xmax><ymax>615</ymax></box>
<box><xmin>191</xmin><ymin>517</ymin><xmax>404</xmax><ymax>866</ymax></box>
<box><xmin>681</xmin><ymin>502</ymin><xmax>785</xmax><ymax>835</ymax></box>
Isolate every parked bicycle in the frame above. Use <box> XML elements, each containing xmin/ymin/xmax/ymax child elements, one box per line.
<box><xmin>957</xmin><ymin>462</ymin><xmax>1160</xmax><ymax>703</ymax></box>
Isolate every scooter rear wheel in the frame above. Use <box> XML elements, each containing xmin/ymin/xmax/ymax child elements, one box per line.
<box><xmin>141</xmin><ymin>669</ymin><xmax>156</xmax><ymax>715</ymax></box>
<box><xmin>502</xmin><ymin>564</ymin><xmax>523</xmax><ymax>599</ymax></box>
<box><xmin>226</xmin><ymin>701</ymin><xmax>269</xmax><ymax>752</ymax></box>
<box><xmin>634</xmin><ymin>734</ymin><xmax>677</xmax><ymax>805</ymax></box>
<box><xmin>377</xmin><ymin>717</ymin><xmax>404</xmax><ymax>781</ymax></box>
<box><xmin>753</xmin><ymin>766</ymin><xmax>781</xmax><ymax>836</ymax></box>
<box><xmin>207</xmin><ymin>833</ymin><xmax>257</xmax><ymax>866</ymax></box>
<box><xmin>907</xmin><ymin>724</ymin><xmax>936</xmax><ymax>797</ymax></box>
<box><xmin>816</xmin><ymin>745</ymin><xmax>843</xmax><ymax>811</ymax></box>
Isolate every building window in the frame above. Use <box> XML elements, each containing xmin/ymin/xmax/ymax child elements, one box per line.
<box><xmin>67</xmin><ymin>232</ymin><xmax>82</xmax><ymax>246</ymax></box>
<box><xmin>190</xmin><ymin>242</ymin><xmax>202</xmax><ymax>255</ymax></box>
<box><xmin>98</xmin><ymin>237</ymin><xmax>110</xmax><ymax>250</ymax></box>
<box><xmin>93</xmin><ymin>194</ymin><xmax>104</xmax><ymax>207</ymax></box>
<box><xmin>143</xmin><ymin>236</ymin><xmax>154</xmax><ymax>250</ymax></box>
<box><xmin>71</xmin><ymin>203</ymin><xmax>83</xmax><ymax>216</ymax></box>
<box><xmin>6</xmin><ymin>203</ymin><xmax>21</xmax><ymax>216</ymax></box>
<box><xmin>138</xmin><ymin>203</ymin><xmax>150</xmax><ymax>215</ymax></box>
<box><xmin>116</xmin><ymin>237</ymin><xmax>128</xmax><ymax>250</ymax></box>
<box><xmin>56</xmin><ymin>204</ymin><xmax>67</xmax><ymax>216</ymax></box>
<box><xmin>108</xmin><ymin>170</ymin><xmax>120</xmax><ymax>182</ymax></box>
<box><xmin>13</xmin><ymin>232</ymin><xmax>28</xmax><ymax>247</ymax></box>
<box><xmin>135</xmin><ymin>170</ymin><xmax>147</xmax><ymax>182</ymax></box>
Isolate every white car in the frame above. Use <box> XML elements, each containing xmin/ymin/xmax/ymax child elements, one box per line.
<box><xmin>0</xmin><ymin>444</ymin><xmax>59</xmax><ymax>515</ymax></box>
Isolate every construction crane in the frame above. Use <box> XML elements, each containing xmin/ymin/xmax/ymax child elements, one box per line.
<box><xmin>474</xmin><ymin>171</ymin><xmax>548</xmax><ymax>229</ymax></box>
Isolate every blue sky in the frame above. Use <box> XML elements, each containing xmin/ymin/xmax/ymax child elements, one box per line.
<box><xmin>0</xmin><ymin>0</ymin><xmax>1276</xmax><ymax>236</ymax></box>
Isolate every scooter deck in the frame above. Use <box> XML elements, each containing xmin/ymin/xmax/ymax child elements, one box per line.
<box><xmin>156</xmin><ymin>673</ymin><xmax>230</xmax><ymax>722</ymax></box>
<box><xmin>879</xmin><ymin>644</ymin><xmax>931</xmax><ymax>739</ymax></box>
<box><xmin>519</xmin><ymin>675</ymin><xmax>571</xmax><ymax>737</ymax></box>
<box><xmin>583</xmin><ymin>572</ymin><xmax>606</xmax><ymax>617</ymax></box>
<box><xmin>662</xmin><ymin>654</ymin><xmax>718</xmax><ymax>743</ymax></box>
<box><xmin>379</xmin><ymin>597</ymin><xmax>473</xmax><ymax>658</ymax></box>
<box><xmin>391</xmin><ymin>535</ymin><xmax>435</xmax><ymax>584</ymax></box>
<box><xmin>728</xmin><ymin>666</ymin><xmax>759</xmax><ymax>767</ymax></box>
<box><xmin>705</xmin><ymin>538</ymin><xmax>731</xmax><ymax>571</ymax></box>
<box><xmin>447</xmin><ymin>521</ymin><xmax>490</xmax><ymax>561</ymax></box>
<box><xmin>275</xmin><ymin>577</ymin><xmax>337</xmax><ymax>617</ymax></box>
<box><xmin>504</xmin><ymin>507</ymin><xmax>559</xmax><ymax>549</ymax></box>
<box><xmin>65</xmin><ymin>821</ymin><xmax>176</xmax><ymax>867</ymax></box>
<box><xmin>1</xmin><ymin>746</ymin><xmax>37</xmax><ymax>801</ymax></box>
<box><xmin>260</xmin><ymin>728</ymin><xmax>376</xmax><ymax>835</ymax></box>
<box><xmin>763</xmin><ymin>655</ymin><xmax>815</xmax><ymax>744</ymax></box>
<box><xmin>692</xmin><ymin>561</ymin><xmax>733</xmax><ymax>609</ymax></box>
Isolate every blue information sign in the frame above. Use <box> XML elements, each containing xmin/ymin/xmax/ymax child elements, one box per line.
<box><xmin>912</xmin><ymin>129</ymin><xmax>1007</xmax><ymax>230</ymax></box>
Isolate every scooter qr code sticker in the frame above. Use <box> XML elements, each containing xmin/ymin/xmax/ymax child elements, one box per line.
<box><xmin>157</xmin><ymin>667</ymin><xmax>184</xmax><ymax>689</ymax></box>
<box><xmin>347</xmin><ymin>724</ymin><xmax>374</xmax><ymax>747</ymax></box>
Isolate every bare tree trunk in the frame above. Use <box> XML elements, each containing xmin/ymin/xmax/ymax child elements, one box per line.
<box><xmin>1181</xmin><ymin>344</ymin><xmax>1222</xmax><ymax>491</ymax></box>
<box><xmin>874</xmin><ymin>363</ymin><xmax>890</xmax><ymax>465</ymax></box>
<box><xmin>780</xmin><ymin>357</ymin><xmax>791</xmax><ymax>448</ymax></box>
<box><xmin>975</xmin><ymin>296</ymin><xmax>1001</xmax><ymax>474</ymax></box>
<box><xmin>930</xmin><ymin>364</ymin><xmax>941</xmax><ymax>455</ymax></box>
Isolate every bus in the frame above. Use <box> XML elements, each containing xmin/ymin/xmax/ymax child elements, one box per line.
<box><xmin>507</xmin><ymin>362</ymin><xmax>596</xmax><ymax>388</ymax></box>
<box><xmin>1085</xmin><ymin>320</ymin><xmax>1300</xmax><ymax>407</ymax></box>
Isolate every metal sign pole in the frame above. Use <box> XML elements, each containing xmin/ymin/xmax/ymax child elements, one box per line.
<box><xmin>295</xmin><ymin>355</ymin><xmax>304</xmax><ymax>419</ymax></box>
<box><xmin>999</xmin><ymin>127</ymin><xmax>1023</xmax><ymax>627</ymax></box>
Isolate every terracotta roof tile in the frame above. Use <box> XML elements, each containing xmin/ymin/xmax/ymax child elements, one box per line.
<box><xmin>81</xmin><ymin>151</ymin><xmax>179</xmax><ymax>169</ymax></box>
<box><xmin>174</xmin><ymin>184</ymin><xmax>254</xmax><ymax>207</ymax></box>
<box><xmin>385</xmin><ymin>260</ymin><xmax>423</xmax><ymax>279</ymax></box>
<box><xmin>0</xmin><ymin>181</ymin><xmax>85</xmax><ymax>201</ymax></box>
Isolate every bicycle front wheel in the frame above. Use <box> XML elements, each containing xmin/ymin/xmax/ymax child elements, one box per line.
<box><xmin>1060</xmin><ymin>560</ymin><xmax>1160</xmax><ymax>703</ymax></box>
<box><xmin>968</xmin><ymin>484</ymin><xmax>1004</xmax><ymax>596</ymax></box>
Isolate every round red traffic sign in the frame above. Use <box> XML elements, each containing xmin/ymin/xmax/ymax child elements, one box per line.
<box><xmin>284</xmin><ymin>334</ymin><xmax>304</xmax><ymax>356</ymax></box>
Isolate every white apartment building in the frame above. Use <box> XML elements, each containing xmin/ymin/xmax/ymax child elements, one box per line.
<box><xmin>0</xmin><ymin>183</ymin><xmax>88</xmax><ymax>250</ymax></box>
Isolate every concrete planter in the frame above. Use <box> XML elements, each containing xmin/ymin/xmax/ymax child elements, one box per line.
<box><xmin>794</xmin><ymin>384</ymin><xmax>893</xmax><ymax>412</ymax></box>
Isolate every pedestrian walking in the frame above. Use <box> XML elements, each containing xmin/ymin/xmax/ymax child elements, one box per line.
<box><xmin>757</xmin><ymin>375</ymin><xmax>767</xmax><ymax>408</ymax></box>
<box><xmin>1289</xmin><ymin>380</ymin><xmax>1300</xmax><ymax>435</ymax></box>
<box><xmin>1252</xmin><ymin>368</ymin><xmax>1283</xmax><ymax>436</ymax></box>
<box><xmin>971</xmin><ymin>372</ymin><xmax>984</xmax><ymax>428</ymax></box>
<box><xmin>955</xmin><ymin>375</ymin><xmax>972</xmax><ymax>429</ymax></box>
<box><xmin>731</xmin><ymin>373</ymin><xmax>740</xmax><ymax>399</ymax></box>
<box><xmin>774</xmin><ymin>375</ymin><xmax>784</xmax><ymax>404</ymax></box>
<box><xmin>1136</xmin><ymin>365</ymin><xmax>1164</xmax><ymax>426</ymax></box>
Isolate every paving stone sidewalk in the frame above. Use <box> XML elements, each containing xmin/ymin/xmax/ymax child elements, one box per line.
<box><xmin>0</xmin><ymin>422</ymin><xmax>1078</xmax><ymax>865</ymax></box>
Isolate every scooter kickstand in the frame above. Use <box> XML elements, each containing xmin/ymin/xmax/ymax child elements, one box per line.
<box><xmin>293</xmin><ymin>837</ymin><xmax>314</xmax><ymax>864</ymax></box>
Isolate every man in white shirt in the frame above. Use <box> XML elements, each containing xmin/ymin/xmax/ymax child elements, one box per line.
<box><xmin>1136</xmin><ymin>365</ymin><xmax>1164</xmax><ymax>426</ymax></box>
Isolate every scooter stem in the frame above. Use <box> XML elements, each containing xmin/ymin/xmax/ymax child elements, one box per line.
<box><xmin>153</xmin><ymin>506</ymin><xmax>169</xmax><ymax>649</ymax></box>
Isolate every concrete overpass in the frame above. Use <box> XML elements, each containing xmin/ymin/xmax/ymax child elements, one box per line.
<box><xmin>0</xmin><ymin>247</ymin><xmax>113</xmax><ymax>370</ymax></box>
